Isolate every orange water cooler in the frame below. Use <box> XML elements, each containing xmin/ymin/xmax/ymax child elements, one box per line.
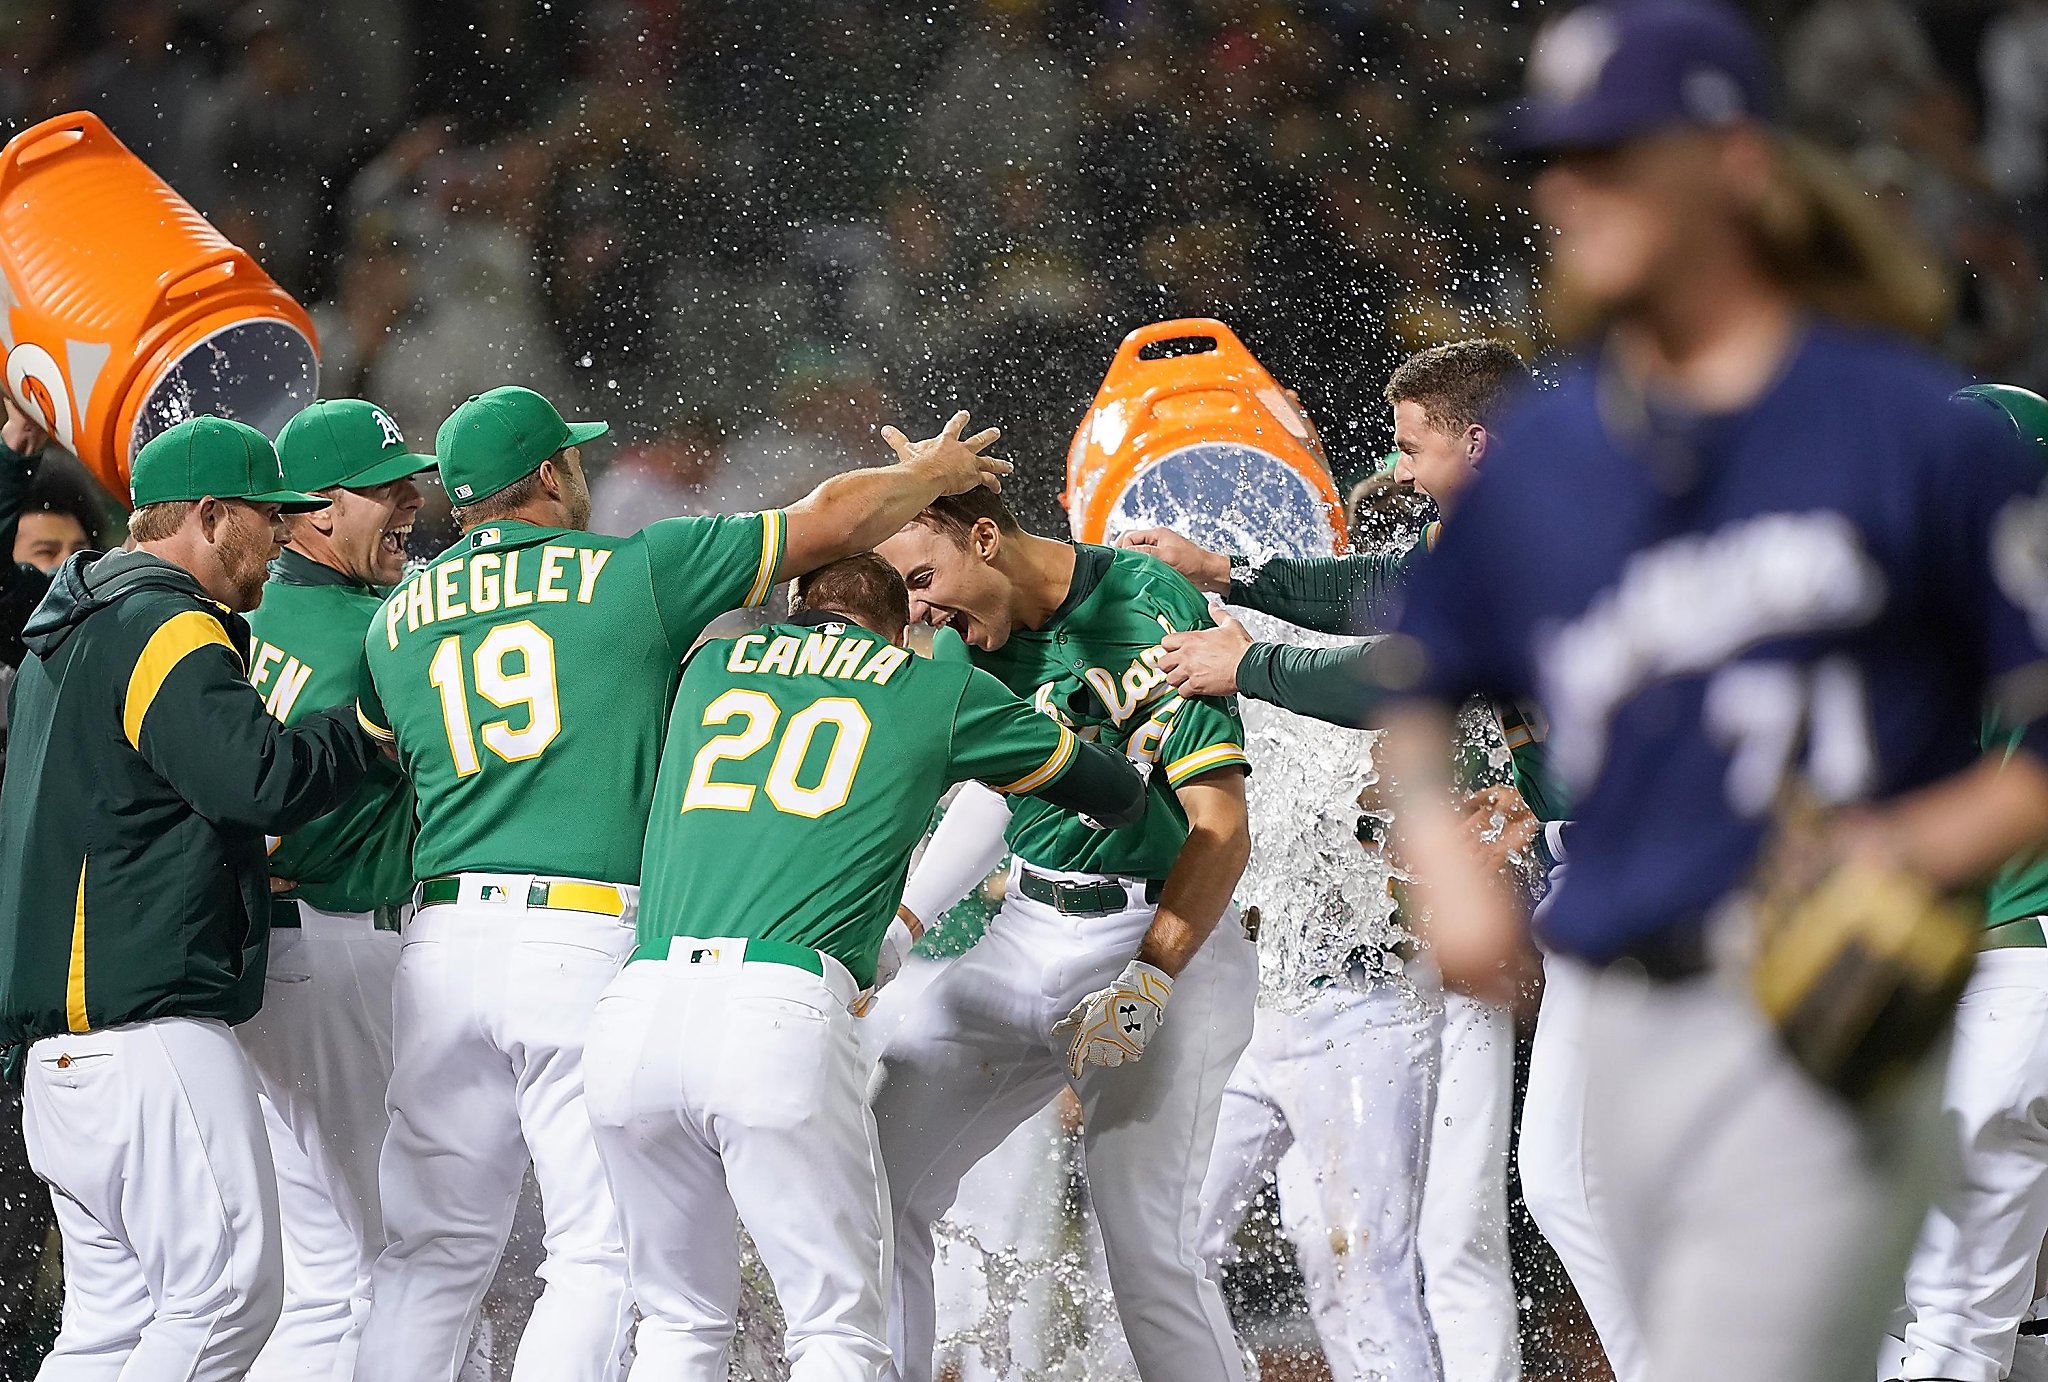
<box><xmin>0</xmin><ymin>111</ymin><xmax>320</xmax><ymax>497</ymax></box>
<box><xmin>1065</xmin><ymin>319</ymin><xmax>1346</xmax><ymax>560</ymax></box>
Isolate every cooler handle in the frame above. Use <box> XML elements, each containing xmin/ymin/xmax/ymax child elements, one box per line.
<box><xmin>0</xmin><ymin>112</ymin><xmax>115</xmax><ymax>199</ymax></box>
<box><xmin>1101</xmin><ymin>318</ymin><xmax>1262</xmax><ymax>394</ymax></box>
<box><xmin>154</xmin><ymin>247</ymin><xmax>248</xmax><ymax>304</ymax></box>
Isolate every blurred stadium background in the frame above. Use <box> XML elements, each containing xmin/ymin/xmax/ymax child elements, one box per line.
<box><xmin>3</xmin><ymin>1</ymin><xmax>2045</xmax><ymax>1378</ymax></box>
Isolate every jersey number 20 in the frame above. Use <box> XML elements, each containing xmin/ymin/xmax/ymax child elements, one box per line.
<box><xmin>681</xmin><ymin>689</ymin><xmax>872</xmax><ymax>819</ymax></box>
<box><xmin>427</xmin><ymin>621</ymin><xmax>562</xmax><ymax>777</ymax></box>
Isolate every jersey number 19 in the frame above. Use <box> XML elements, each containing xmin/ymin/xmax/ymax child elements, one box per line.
<box><xmin>428</xmin><ymin>621</ymin><xmax>562</xmax><ymax>776</ymax></box>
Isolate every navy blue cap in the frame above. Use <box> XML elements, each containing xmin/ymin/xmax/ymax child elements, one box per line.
<box><xmin>1501</xmin><ymin>0</ymin><xmax>1773</xmax><ymax>154</ymax></box>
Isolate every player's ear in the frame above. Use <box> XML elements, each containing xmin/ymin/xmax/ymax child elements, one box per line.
<box><xmin>971</xmin><ymin>517</ymin><xmax>1000</xmax><ymax>562</ymax></box>
<box><xmin>1467</xmin><ymin>423</ymin><xmax>1489</xmax><ymax>463</ymax></box>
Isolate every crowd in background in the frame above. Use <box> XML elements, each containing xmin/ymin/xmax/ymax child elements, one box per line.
<box><xmin>7</xmin><ymin>0</ymin><xmax>2046</xmax><ymax>546</ymax></box>
<box><xmin>5</xmin><ymin>2</ymin><xmax>2048</xmax><ymax>1378</ymax></box>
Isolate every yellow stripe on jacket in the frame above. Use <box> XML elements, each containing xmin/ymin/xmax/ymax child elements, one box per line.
<box><xmin>123</xmin><ymin>610</ymin><xmax>234</xmax><ymax>750</ymax></box>
<box><xmin>66</xmin><ymin>858</ymin><xmax>88</xmax><ymax>1033</ymax></box>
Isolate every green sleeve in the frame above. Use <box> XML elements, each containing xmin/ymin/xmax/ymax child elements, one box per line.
<box><xmin>640</xmin><ymin>510</ymin><xmax>787</xmax><ymax>652</ymax></box>
<box><xmin>1234</xmin><ymin>641</ymin><xmax>1378</xmax><ymax>729</ymax></box>
<box><xmin>948</xmin><ymin>669</ymin><xmax>1146</xmax><ymax>827</ymax></box>
<box><xmin>946</xmin><ymin>667</ymin><xmax>1083</xmax><ymax>794</ymax></box>
<box><xmin>128</xmin><ymin>611</ymin><xmax>377</xmax><ymax>834</ymax></box>
<box><xmin>1225</xmin><ymin>550</ymin><xmax>1413</xmax><ymax>635</ymax></box>
<box><xmin>1155</xmin><ymin>693</ymin><xmax>1249</xmax><ymax>787</ymax></box>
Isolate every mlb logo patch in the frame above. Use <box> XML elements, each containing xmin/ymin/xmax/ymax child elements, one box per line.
<box><xmin>688</xmin><ymin>946</ymin><xmax>722</xmax><ymax>965</ymax></box>
<box><xmin>481</xmin><ymin>884</ymin><xmax>509</xmax><ymax>902</ymax></box>
<box><xmin>471</xmin><ymin>527</ymin><xmax>500</xmax><ymax>548</ymax></box>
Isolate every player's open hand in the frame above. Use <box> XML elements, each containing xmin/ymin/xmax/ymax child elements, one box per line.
<box><xmin>1117</xmin><ymin>527</ymin><xmax>1231</xmax><ymax>594</ymax></box>
<box><xmin>1051</xmin><ymin>959</ymin><xmax>1174</xmax><ymax>1078</ymax></box>
<box><xmin>881</xmin><ymin>410</ymin><xmax>1012</xmax><ymax>496</ymax></box>
<box><xmin>1158</xmin><ymin>611</ymin><xmax>1252</xmax><ymax>697</ymax></box>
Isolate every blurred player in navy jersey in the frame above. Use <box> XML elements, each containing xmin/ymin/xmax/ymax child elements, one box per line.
<box><xmin>1368</xmin><ymin>6</ymin><xmax>2048</xmax><ymax>1382</ymax></box>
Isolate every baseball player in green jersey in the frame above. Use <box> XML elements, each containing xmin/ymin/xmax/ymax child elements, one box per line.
<box><xmin>583</xmin><ymin>554</ymin><xmax>1145</xmax><ymax>1382</ymax></box>
<box><xmin>873</xmin><ymin>486</ymin><xmax>1259</xmax><ymax>1382</ymax></box>
<box><xmin>1125</xmin><ymin>341</ymin><xmax>1602</xmax><ymax>1382</ymax></box>
<box><xmin>0</xmin><ymin>416</ymin><xmax>375</xmax><ymax>1382</ymax></box>
<box><xmin>352</xmin><ymin>391</ymin><xmax>1011</xmax><ymax>1382</ymax></box>
<box><xmin>1885</xmin><ymin>383</ymin><xmax>2048</xmax><ymax>1382</ymax></box>
<box><xmin>238</xmin><ymin>398</ymin><xmax>434</xmax><ymax>1382</ymax></box>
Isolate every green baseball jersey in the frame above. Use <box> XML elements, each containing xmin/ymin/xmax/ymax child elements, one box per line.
<box><xmin>976</xmin><ymin>544</ymin><xmax>1249</xmax><ymax>878</ymax></box>
<box><xmin>634</xmin><ymin>617</ymin><xmax>1084</xmax><ymax>986</ymax></box>
<box><xmin>358</xmin><ymin>512</ymin><xmax>784</xmax><ymax>885</ymax></box>
<box><xmin>1986</xmin><ymin>717</ymin><xmax>2048</xmax><ymax>929</ymax></box>
<box><xmin>246</xmin><ymin>550</ymin><xmax>416</xmax><ymax>915</ymax></box>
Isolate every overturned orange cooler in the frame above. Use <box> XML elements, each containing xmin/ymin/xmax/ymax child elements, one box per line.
<box><xmin>0</xmin><ymin>111</ymin><xmax>319</xmax><ymax>495</ymax></box>
<box><xmin>1064</xmin><ymin>318</ymin><xmax>1346</xmax><ymax>558</ymax></box>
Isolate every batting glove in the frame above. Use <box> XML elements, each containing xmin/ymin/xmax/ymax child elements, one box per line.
<box><xmin>1051</xmin><ymin>959</ymin><xmax>1174</xmax><ymax>1078</ymax></box>
<box><xmin>854</xmin><ymin>907</ymin><xmax>922</xmax><ymax>1017</ymax></box>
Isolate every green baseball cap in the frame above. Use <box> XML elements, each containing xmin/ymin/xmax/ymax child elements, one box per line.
<box><xmin>1956</xmin><ymin>383</ymin><xmax>2048</xmax><ymax>468</ymax></box>
<box><xmin>436</xmin><ymin>386</ymin><xmax>608</xmax><ymax>505</ymax></box>
<box><xmin>130</xmin><ymin>416</ymin><xmax>327</xmax><ymax>512</ymax></box>
<box><xmin>276</xmin><ymin>399</ymin><xmax>436</xmax><ymax>493</ymax></box>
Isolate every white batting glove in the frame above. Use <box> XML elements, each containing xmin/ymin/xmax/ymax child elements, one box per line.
<box><xmin>1051</xmin><ymin>959</ymin><xmax>1174</xmax><ymax>1078</ymax></box>
<box><xmin>854</xmin><ymin>907</ymin><xmax>922</xmax><ymax>1017</ymax></box>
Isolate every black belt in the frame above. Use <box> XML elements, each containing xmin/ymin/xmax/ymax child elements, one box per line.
<box><xmin>1015</xmin><ymin>869</ymin><xmax>1163</xmax><ymax>917</ymax></box>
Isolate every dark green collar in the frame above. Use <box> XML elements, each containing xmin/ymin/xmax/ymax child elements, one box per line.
<box><xmin>1043</xmin><ymin>542</ymin><xmax>1111</xmax><ymax>627</ymax></box>
<box><xmin>269</xmin><ymin>547</ymin><xmax>374</xmax><ymax>591</ymax></box>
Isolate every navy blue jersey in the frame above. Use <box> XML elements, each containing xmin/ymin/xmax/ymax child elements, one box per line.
<box><xmin>1395</xmin><ymin>322</ymin><xmax>2048</xmax><ymax>965</ymax></box>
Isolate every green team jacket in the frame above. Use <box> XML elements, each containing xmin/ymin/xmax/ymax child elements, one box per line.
<box><xmin>247</xmin><ymin>550</ymin><xmax>417</xmax><ymax>918</ymax></box>
<box><xmin>0</xmin><ymin>551</ymin><xmax>374</xmax><ymax>1048</ymax></box>
<box><xmin>1226</xmin><ymin>546</ymin><xmax>1570</xmax><ymax>824</ymax></box>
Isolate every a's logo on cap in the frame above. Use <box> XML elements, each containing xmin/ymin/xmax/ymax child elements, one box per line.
<box><xmin>371</xmin><ymin>407</ymin><xmax>405</xmax><ymax>449</ymax></box>
<box><xmin>1529</xmin><ymin>7</ymin><xmax>1619</xmax><ymax>102</ymax></box>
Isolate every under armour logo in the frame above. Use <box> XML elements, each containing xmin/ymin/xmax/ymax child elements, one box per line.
<box><xmin>371</xmin><ymin>407</ymin><xmax>406</xmax><ymax>449</ymax></box>
<box><xmin>1118</xmin><ymin>1000</ymin><xmax>1142</xmax><ymax>1033</ymax></box>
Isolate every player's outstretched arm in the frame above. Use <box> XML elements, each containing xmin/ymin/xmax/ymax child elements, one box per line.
<box><xmin>1120</xmin><ymin>526</ymin><xmax>1409</xmax><ymax>636</ymax></box>
<box><xmin>775</xmin><ymin>410</ymin><xmax>1011</xmax><ymax>583</ymax></box>
<box><xmin>1021</xmin><ymin>738</ymin><xmax>1146</xmax><ymax>831</ymax></box>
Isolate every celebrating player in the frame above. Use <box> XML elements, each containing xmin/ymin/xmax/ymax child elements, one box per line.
<box><xmin>0</xmin><ymin>416</ymin><xmax>376</xmax><ymax>1382</ymax></box>
<box><xmin>874</xmin><ymin>486</ymin><xmax>1258</xmax><ymax>1382</ymax></box>
<box><xmin>1370</xmin><ymin>5</ymin><xmax>2048</xmax><ymax>1382</ymax></box>
<box><xmin>351</xmin><ymin>391</ymin><xmax>1009</xmax><ymax>1382</ymax></box>
<box><xmin>584</xmin><ymin>553</ymin><xmax>1146</xmax><ymax>1381</ymax></box>
<box><xmin>1885</xmin><ymin>384</ymin><xmax>2048</xmax><ymax>1382</ymax></box>
<box><xmin>1127</xmin><ymin>342</ymin><xmax>1555</xmax><ymax>1382</ymax></box>
<box><xmin>237</xmin><ymin>399</ymin><xmax>434</xmax><ymax>1378</ymax></box>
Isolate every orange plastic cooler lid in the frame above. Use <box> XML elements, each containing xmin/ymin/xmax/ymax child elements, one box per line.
<box><xmin>1065</xmin><ymin>318</ymin><xmax>1345</xmax><ymax>552</ymax></box>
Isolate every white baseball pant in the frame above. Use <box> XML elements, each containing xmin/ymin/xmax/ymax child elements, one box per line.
<box><xmin>1584</xmin><ymin>961</ymin><xmax>1943</xmax><ymax>1382</ymax></box>
<box><xmin>1418</xmin><ymin>983</ymin><xmax>1523</xmax><ymax>1382</ymax></box>
<box><xmin>1201</xmin><ymin>977</ymin><xmax>1443</xmax><ymax>1381</ymax></box>
<box><xmin>355</xmin><ymin>877</ymin><xmax>635</xmax><ymax>1382</ymax></box>
<box><xmin>586</xmin><ymin>943</ymin><xmax>890</xmax><ymax>1382</ymax></box>
<box><xmin>871</xmin><ymin>864</ymin><xmax>1258</xmax><ymax>1382</ymax></box>
<box><xmin>1895</xmin><ymin>947</ymin><xmax>2048</xmax><ymax>1382</ymax></box>
<box><xmin>238</xmin><ymin>905</ymin><xmax>400</xmax><ymax>1382</ymax></box>
<box><xmin>1518</xmin><ymin>953</ymin><xmax>1650</xmax><ymax>1382</ymax></box>
<box><xmin>23</xmin><ymin>1015</ymin><xmax>283</xmax><ymax>1382</ymax></box>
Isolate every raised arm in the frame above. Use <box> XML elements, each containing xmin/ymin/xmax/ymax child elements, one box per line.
<box><xmin>775</xmin><ymin>411</ymin><xmax>1011</xmax><ymax>582</ymax></box>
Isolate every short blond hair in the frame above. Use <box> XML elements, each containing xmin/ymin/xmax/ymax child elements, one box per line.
<box><xmin>125</xmin><ymin>501</ymin><xmax>190</xmax><ymax>543</ymax></box>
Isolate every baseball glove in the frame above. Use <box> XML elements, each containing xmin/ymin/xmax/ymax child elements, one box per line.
<box><xmin>1749</xmin><ymin>797</ymin><xmax>1977</xmax><ymax>1103</ymax></box>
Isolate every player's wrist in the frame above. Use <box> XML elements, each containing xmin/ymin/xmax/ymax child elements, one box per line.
<box><xmin>895</xmin><ymin>903</ymin><xmax>925</xmax><ymax>942</ymax></box>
